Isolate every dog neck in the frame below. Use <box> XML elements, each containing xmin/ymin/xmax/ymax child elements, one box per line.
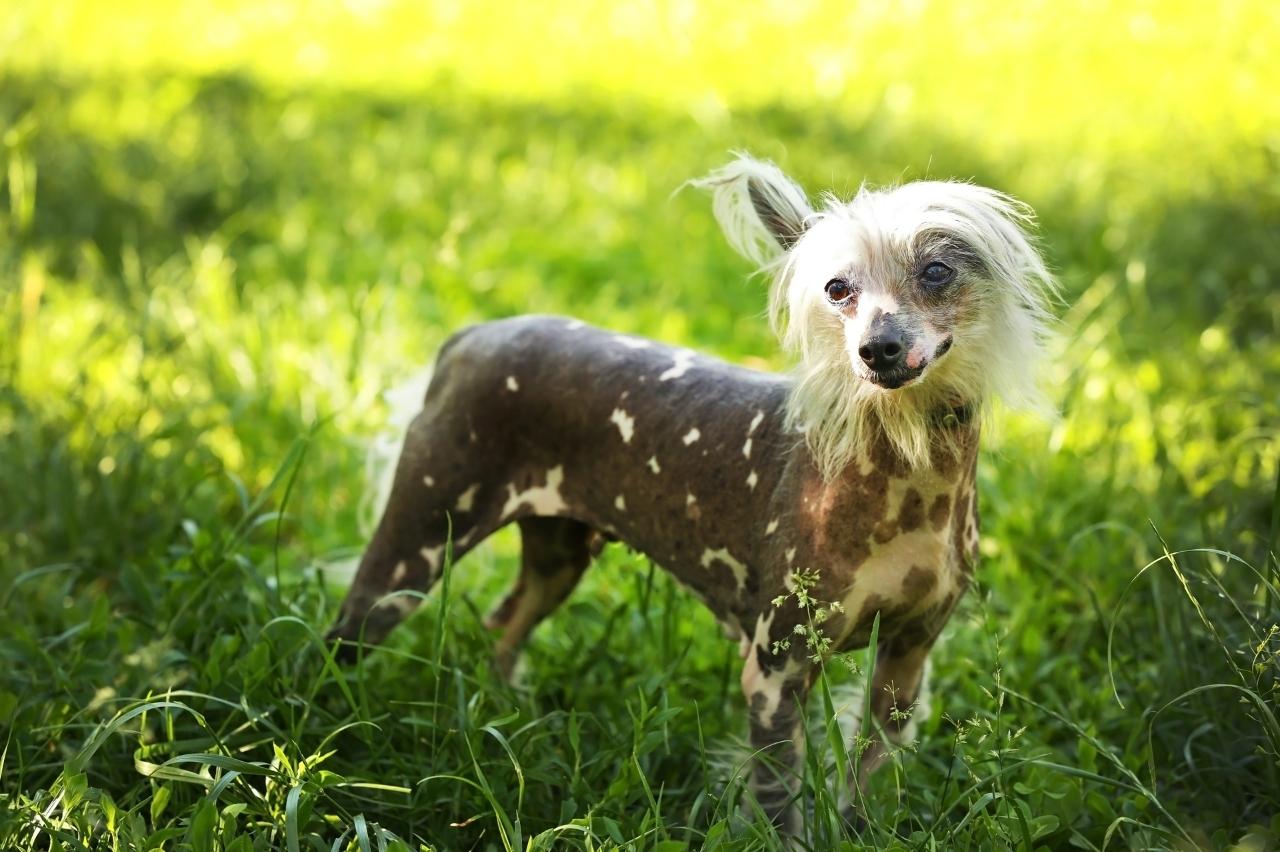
<box><xmin>784</xmin><ymin>347</ymin><xmax>987</xmax><ymax>478</ymax></box>
<box><xmin>819</xmin><ymin>394</ymin><xmax>977</xmax><ymax>483</ymax></box>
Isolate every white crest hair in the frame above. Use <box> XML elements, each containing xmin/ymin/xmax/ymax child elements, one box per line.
<box><xmin>693</xmin><ymin>153</ymin><xmax>813</xmax><ymax>268</ymax></box>
<box><xmin>700</xmin><ymin>154</ymin><xmax>1057</xmax><ymax>476</ymax></box>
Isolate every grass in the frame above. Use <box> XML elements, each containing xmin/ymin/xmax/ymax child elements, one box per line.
<box><xmin>1</xmin><ymin>2</ymin><xmax>1279</xmax><ymax>848</ymax></box>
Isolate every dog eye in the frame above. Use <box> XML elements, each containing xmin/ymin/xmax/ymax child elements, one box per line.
<box><xmin>824</xmin><ymin>278</ymin><xmax>854</xmax><ymax>303</ymax></box>
<box><xmin>921</xmin><ymin>262</ymin><xmax>955</xmax><ymax>286</ymax></box>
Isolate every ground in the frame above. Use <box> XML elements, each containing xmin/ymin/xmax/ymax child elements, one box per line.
<box><xmin>1</xmin><ymin>2</ymin><xmax>1278</xmax><ymax>849</ymax></box>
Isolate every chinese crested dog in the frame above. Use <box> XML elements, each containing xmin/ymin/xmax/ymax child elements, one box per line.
<box><xmin>327</xmin><ymin>155</ymin><xmax>1055</xmax><ymax>829</ymax></box>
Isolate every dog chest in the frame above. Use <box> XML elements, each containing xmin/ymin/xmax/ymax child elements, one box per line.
<box><xmin>785</xmin><ymin>439</ymin><xmax>978</xmax><ymax>651</ymax></box>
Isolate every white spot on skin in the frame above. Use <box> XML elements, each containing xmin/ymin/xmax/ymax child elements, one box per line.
<box><xmin>375</xmin><ymin>595</ymin><xmax>418</xmax><ymax>616</ymax></box>
<box><xmin>659</xmin><ymin>349</ymin><xmax>696</xmax><ymax>381</ymax></box>
<box><xmin>615</xmin><ymin>495</ymin><xmax>627</xmax><ymax>511</ymax></box>
<box><xmin>423</xmin><ymin>475</ymin><xmax>435</xmax><ymax>487</ymax></box>
<box><xmin>785</xmin><ymin>547</ymin><xmax>797</xmax><ymax>564</ymax></box>
<box><xmin>748</xmin><ymin>410</ymin><xmax>765</xmax><ymax>434</ymax></box>
<box><xmin>740</xmin><ymin>611</ymin><xmax>807</xmax><ymax>730</ymax></box>
<box><xmin>766</xmin><ymin>518</ymin><xmax>779</xmax><ymax>535</ymax></box>
<box><xmin>610</xmin><ymin>408</ymin><xmax>635</xmax><ymax>443</ymax></box>
<box><xmin>390</xmin><ymin>561</ymin><xmax>408</xmax><ymax>585</ymax></box>
<box><xmin>747</xmin><ymin>654</ymin><xmax>803</xmax><ymax>731</ymax></box>
<box><xmin>420</xmin><ymin>545</ymin><xmax>445</xmax><ymax>574</ymax></box>
<box><xmin>469</xmin><ymin>430</ymin><xmax>478</xmax><ymax>443</ymax></box>
<box><xmin>455</xmin><ymin>484</ymin><xmax>479</xmax><ymax>513</ymax></box>
<box><xmin>501</xmin><ymin>466</ymin><xmax>569</xmax><ymax>519</ymax></box>
<box><xmin>647</xmin><ymin>456</ymin><xmax>661</xmax><ymax>474</ymax></box>
<box><xmin>613</xmin><ymin>335</ymin><xmax>651</xmax><ymax>350</ymax></box>
<box><xmin>741</xmin><ymin>626</ymin><xmax>807</xmax><ymax>730</ymax></box>
<box><xmin>701</xmin><ymin>547</ymin><xmax>749</xmax><ymax>591</ymax></box>
<box><xmin>742</xmin><ymin>438</ymin><xmax>753</xmax><ymax>459</ymax></box>
<box><xmin>682</xmin><ymin>427</ymin><xmax>701</xmax><ymax>445</ymax></box>
<box><xmin>506</xmin><ymin>375</ymin><xmax>519</xmax><ymax>391</ymax></box>
<box><xmin>746</xmin><ymin>470</ymin><xmax>758</xmax><ymax>490</ymax></box>
<box><xmin>740</xmin><ymin>611</ymin><xmax>774</xmax><ymax>691</ymax></box>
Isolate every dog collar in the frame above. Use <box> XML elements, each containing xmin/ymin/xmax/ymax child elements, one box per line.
<box><xmin>935</xmin><ymin>403</ymin><xmax>975</xmax><ymax>428</ymax></box>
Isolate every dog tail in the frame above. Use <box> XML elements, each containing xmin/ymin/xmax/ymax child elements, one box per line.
<box><xmin>321</xmin><ymin>364</ymin><xmax>437</xmax><ymax>658</ymax></box>
<box><xmin>320</xmin><ymin>365</ymin><xmax>434</xmax><ymax>592</ymax></box>
<box><xmin>359</xmin><ymin>365</ymin><xmax>436</xmax><ymax>536</ymax></box>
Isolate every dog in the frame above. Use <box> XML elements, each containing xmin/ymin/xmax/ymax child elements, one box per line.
<box><xmin>326</xmin><ymin>155</ymin><xmax>1055</xmax><ymax>830</ymax></box>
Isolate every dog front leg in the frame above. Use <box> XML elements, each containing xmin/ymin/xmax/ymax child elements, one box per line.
<box><xmin>846</xmin><ymin>639</ymin><xmax>932</xmax><ymax>818</ymax></box>
<box><xmin>741</xmin><ymin>646</ymin><xmax>813</xmax><ymax>834</ymax></box>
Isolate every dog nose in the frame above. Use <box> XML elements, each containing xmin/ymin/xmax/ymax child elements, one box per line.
<box><xmin>859</xmin><ymin>333</ymin><xmax>905</xmax><ymax>371</ymax></box>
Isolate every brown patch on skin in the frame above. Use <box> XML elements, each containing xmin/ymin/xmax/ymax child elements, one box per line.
<box><xmin>929</xmin><ymin>418</ymin><xmax>980</xmax><ymax>478</ymax></box>
<box><xmin>952</xmin><ymin>492</ymin><xmax>971</xmax><ymax>554</ymax></box>
<box><xmin>898</xmin><ymin>487</ymin><xmax>925</xmax><ymax>532</ymax></box>
<box><xmin>849</xmin><ymin>593</ymin><xmax>913</xmax><ymax>641</ymax></box>
<box><xmin>901</xmin><ymin>565</ymin><xmax>937</xmax><ymax>598</ymax></box>
<box><xmin>855</xmin><ymin>593</ymin><xmax>906</xmax><ymax>634</ymax></box>
<box><xmin>888</xmin><ymin>621</ymin><xmax>927</xmax><ymax>651</ymax></box>
<box><xmin>928</xmin><ymin>493</ymin><xmax>951</xmax><ymax>531</ymax></box>
<box><xmin>857</xmin><ymin>593</ymin><xmax>889</xmax><ymax>622</ymax></box>
<box><xmin>806</xmin><ymin>439</ymin><xmax>896</xmax><ymax>563</ymax></box>
<box><xmin>948</xmin><ymin>450</ymin><xmax>980</xmax><ymax>573</ymax></box>
<box><xmin>870</xmin><ymin>435</ymin><xmax>912</xmax><ymax>479</ymax></box>
<box><xmin>930</xmin><ymin>441</ymin><xmax>960</xmax><ymax>479</ymax></box>
<box><xmin>889</xmin><ymin>588</ymin><xmax>962</xmax><ymax>649</ymax></box>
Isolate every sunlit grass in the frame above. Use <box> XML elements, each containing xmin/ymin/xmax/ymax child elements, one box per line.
<box><xmin>1</xmin><ymin>2</ymin><xmax>1278</xmax><ymax>849</ymax></box>
<box><xmin>4</xmin><ymin>0</ymin><xmax>1279</xmax><ymax>163</ymax></box>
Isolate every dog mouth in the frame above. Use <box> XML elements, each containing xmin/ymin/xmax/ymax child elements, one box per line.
<box><xmin>858</xmin><ymin>335</ymin><xmax>953</xmax><ymax>389</ymax></box>
<box><xmin>847</xmin><ymin>332</ymin><xmax>953</xmax><ymax>390</ymax></box>
<box><xmin>864</xmin><ymin>364</ymin><xmax>926</xmax><ymax>389</ymax></box>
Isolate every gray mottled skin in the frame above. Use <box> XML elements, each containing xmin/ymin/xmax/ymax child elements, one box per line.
<box><xmin>328</xmin><ymin>314</ymin><xmax>979</xmax><ymax>829</ymax></box>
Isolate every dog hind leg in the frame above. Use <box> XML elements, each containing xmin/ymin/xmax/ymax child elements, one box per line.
<box><xmin>485</xmin><ymin>517</ymin><xmax>595</xmax><ymax>680</ymax></box>
<box><xmin>326</xmin><ymin>403</ymin><xmax>503</xmax><ymax>659</ymax></box>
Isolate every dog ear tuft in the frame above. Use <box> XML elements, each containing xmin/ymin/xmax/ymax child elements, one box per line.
<box><xmin>694</xmin><ymin>154</ymin><xmax>814</xmax><ymax>266</ymax></box>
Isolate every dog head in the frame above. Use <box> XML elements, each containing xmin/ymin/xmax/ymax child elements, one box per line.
<box><xmin>698</xmin><ymin>155</ymin><xmax>1056</xmax><ymax>474</ymax></box>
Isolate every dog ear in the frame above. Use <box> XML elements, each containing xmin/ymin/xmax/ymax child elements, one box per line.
<box><xmin>695</xmin><ymin>155</ymin><xmax>814</xmax><ymax>266</ymax></box>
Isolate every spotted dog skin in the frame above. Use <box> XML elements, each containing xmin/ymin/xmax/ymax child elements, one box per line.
<box><xmin>328</xmin><ymin>314</ymin><xmax>979</xmax><ymax>828</ymax></box>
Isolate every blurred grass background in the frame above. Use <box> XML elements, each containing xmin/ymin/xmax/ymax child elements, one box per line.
<box><xmin>1</xmin><ymin>1</ymin><xmax>1278</xmax><ymax>849</ymax></box>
